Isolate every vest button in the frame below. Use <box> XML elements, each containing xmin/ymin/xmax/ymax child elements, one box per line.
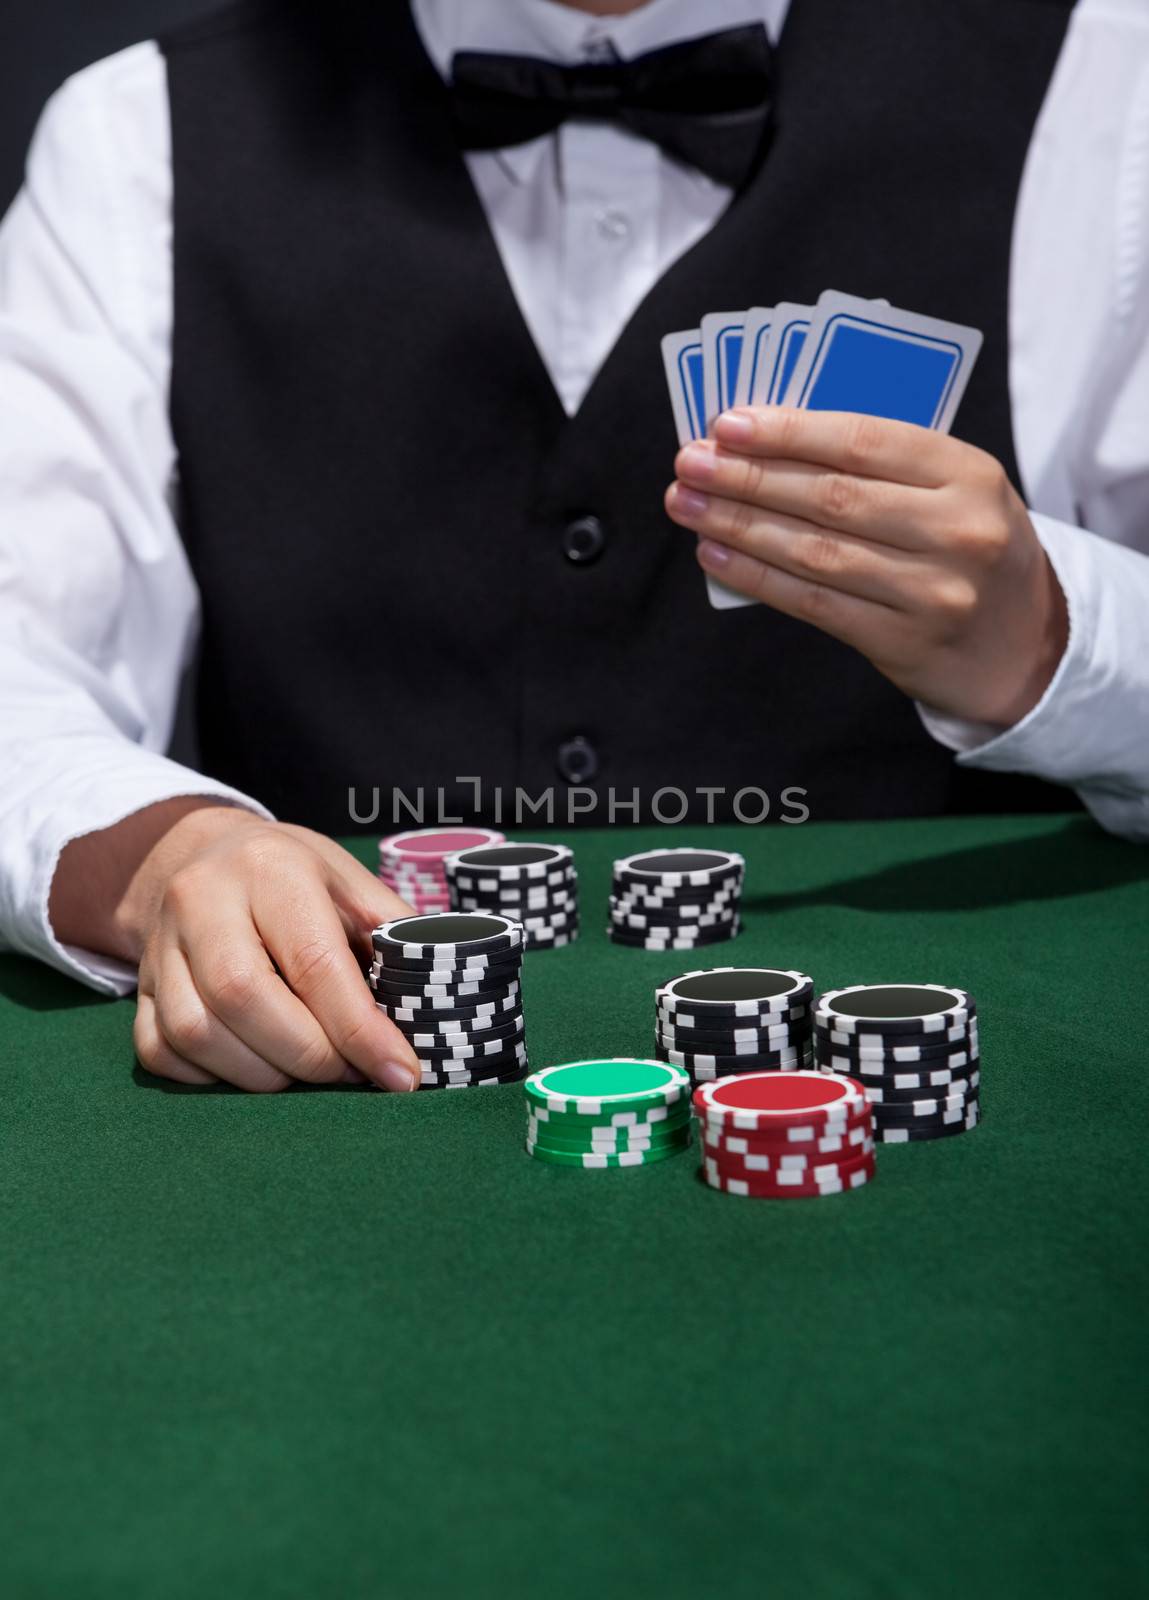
<box><xmin>557</xmin><ymin>736</ymin><xmax>599</xmax><ymax>785</ymax></box>
<box><xmin>562</xmin><ymin>515</ymin><xmax>607</xmax><ymax>566</ymax></box>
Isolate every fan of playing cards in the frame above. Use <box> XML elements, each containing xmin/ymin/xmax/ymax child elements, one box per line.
<box><xmin>661</xmin><ymin>290</ymin><xmax>984</xmax><ymax>610</ymax></box>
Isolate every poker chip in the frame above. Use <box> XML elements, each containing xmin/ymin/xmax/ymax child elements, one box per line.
<box><xmin>695</xmin><ymin>1072</ymin><xmax>875</xmax><ymax>1198</ymax></box>
<box><xmin>446</xmin><ymin>843</ymin><xmax>579</xmax><ymax>951</ymax></box>
<box><xmin>525</xmin><ymin>1116</ymin><xmax>689</xmax><ymax>1152</ymax></box>
<box><xmin>875</xmin><ymin>1103</ymin><xmax>982</xmax><ymax>1142</ymax></box>
<box><xmin>652</xmin><ymin>967</ymin><xmax>815</xmax><ymax>1085</ymax></box>
<box><xmin>813</xmin><ymin>1018</ymin><xmax>978</xmax><ymax>1055</ymax></box>
<box><xmin>861</xmin><ymin>1071</ymin><xmax>980</xmax><ymax>1104</ymax></box>
<box><xmin>368</xmin><ymin>912</ymin><xmax>529</xmax><ymax>1091</ymax></box>
<box><xmin>694</xmin><ymin>1070</ymin><xmax>868</xmax><ymax>1130</ymax></box>
<box><xmin>656</xmin><ymin>968</ymin><xmax>813</xmax><ymax>1015</ymax></box>
<box><xmin>608</xmin><ymin>922</ymin><xmax>743</xmax><ymax>952</ymax></box>
<box><xmin>703</xmin><ymin>1118</ymin><xmax>873</xmax><ymax>1161</ymax></box>
<box><xmin>372</xmin><ymin>913</ymin><xmax>523</xmax><ymax>960</ymax></box>
<box><xmin>379</xmin><ymin>827</ymin><xmax>505</xmax><ymax>915</ymax></box>
<box><xmin>702</xmin><ymin>1152</ymin><xmax>876</xmax><ymax>1199</ymax></box>
<box><xmin>525</xmin><ymin>1135</ymin><xmax>692</xmax><ymax>1169</ymax></box>
<box><xmin>657</xmin><ymin>1042</ymin><xmax>812</xmax><ymax>1073</ymax></box>
<box><xmin>607</xmin><ymin>850</ymin><xmax>744</xmax><ymax>949</ymax></box>
<box><xmin>523</xmin><ymin>1060</ymin><xmax>694</xmax><ymax>1167</ymax></box>
<box><xmin>813</xmin><ymin>984</ymin><xmax>976</xmax><ymax>1035</ymax></box>
<box><xmin>812</xmin><ymin>984</ymin><xmax>983</xmax><ymax>1142</ymax></box>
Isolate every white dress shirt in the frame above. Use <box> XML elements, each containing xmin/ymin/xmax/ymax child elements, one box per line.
<box><xmin>1</xmin><ymin>0</ymin><xmax>1148</xmax><ymax>997</ymax></box>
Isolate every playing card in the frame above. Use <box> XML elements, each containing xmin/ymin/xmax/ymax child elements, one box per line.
<box><xmin>660</xmin><ymin>329</ymin><xmax>706</xmax><ymax>446</ymax></box>
<box><xmin>731</xmin><ymin>306</ymin><xmax>773</xmax><ymax>408</ymax></box>
<box><xmin>701</xmin><ymin>312</ymin><xmax>748</xmax><ymax>431</ymax></box>
<box><xmin>781</xmin><ymin>290</ymin><xmax>983</xmax><ymax>428</ymax></box>
<box><xmin>662</xmin><ymin>326</ymin><xmax>743</xmax><ymax>609</ymax></box>
<box><xmin>755</xmin><ymin>302</ymin><xmax>814</xmax><ymax>405</ymax></box>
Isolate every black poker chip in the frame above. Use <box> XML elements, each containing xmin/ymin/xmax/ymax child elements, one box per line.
<box><xmin>659</xmin><ymin>1014</ymin><xmax>812</xmax><ymax>1047</ymax></box>
<box><xmin>371</xmin><ymin>912</ymin><xmax>525</xmax><ymax>963</ymax></box>
<box><xmin>609</xmin><ymin>922</ymin><xmax>740</xmax><ymax>950</ymax></box>
<box><xmin>872</xmin><ymin>1103</ymin><xmax>982</xmax><ymax>1141</ymax></box>
<box><xmin>657</xmin><ymin>969</ymin><xmax>813</xmax><ymax>1011</ymax></box>
<box><xmin>813</xmin><ymin>984</ymin><xmax>976</xmax><ymax>1035</ymax></box>
<box><xmin>403</xmin><ymin>1014</ymin><xmax>527</xmax><ymax>1048</ymax></box>
<box><xmin>381</xmin><ymin>994</ymin><xmax>524</xmax><ymax>1025</ymax></box>
<box><xmin>369</xmin><ymin>943</ymin><xmax>525</xmax><ymax>976</ymax></box>
<box><xmin>812</xmin><ymin>1025</ymin><xmax>978</xmax><ymax>1060</ymax></box>
<box><xmin>413</xmin><ymin>1038</ymin><xmax>528</xmax><ymax>1070</ymax></box>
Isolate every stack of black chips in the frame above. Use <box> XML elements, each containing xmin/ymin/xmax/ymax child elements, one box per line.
<box><xmin>368</xmin><ymin>913</ymin><xmax>528</xmax><ymax>1090</ymax></box>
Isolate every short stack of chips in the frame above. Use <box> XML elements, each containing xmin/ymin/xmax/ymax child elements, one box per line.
<box><xmin>523</xmin><ymin>1059</ymin><xmax>694</xmax><ymax>1167</ymax></box>
<box><xmin>368</xmin><ymin>913</ymin><xmax>528</xmax><ymax>1090</ymax></box>
<box><xmin>445</xmin><ymin>843</ymin><xmax>578</xmax><ymax>949</ymax></box>
<box><xmin>654</xmin><ymin>967</ymin><xmax>814</xmax><ymax>1081</ymax></box>
<box><xmin>695</xmin><ymin>1071</ymin><xmax>875</xmax><ymax>1198</ymax></box>
<box><xmin>813</xmin><ymin>984</ymin><xmax>981</xmax><ymax>1142</ymax></box>
<box><xmin>378</xmin><ymin>826</ymin><xmax>505</xmax><ymax>914</ymax></box>
<box><xmin>608</xmin><ymin>848</ymin><xmax>745</xmax><ymax>950</ymax></box>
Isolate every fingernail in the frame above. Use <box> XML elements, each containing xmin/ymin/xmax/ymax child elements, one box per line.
<box><xmin>715</xmin><ymin>410</ymin><xmax>755</xmax><ymax>445</ymax></box>
<box><xmin>672</xmin><ymin>485</ymin><xmax>711</xmax><ymax>518</ymax></box>
<box><xmin>377</xmin><ymin>1059</ymin><xmax>420</xmax><ymax>1093</ymax></box>
<box><xmin>678</xmin><ymin>442</ymin><xmax>717</xmax><ymax>481</ymax></box>
<box><xmin>698</xmin><ymin>539</ymin><xmax>731</xmax><ymax>569</ymax></box>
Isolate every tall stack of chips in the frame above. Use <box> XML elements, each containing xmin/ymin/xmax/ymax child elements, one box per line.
<box><xmin>368</xmin><ymin>913</ymin><xmax>528</xmax><ymax>1090</ymax></box>
<box><xmin>695</xmin><ymin>1071</ymin><xmax>876</xmax><ymax>1198</ymax></box>
<box><xmin>812</xmin><ymin>984</ymin><xmax>981</xmax><ymax>1142</ymax></box>
<box><xmin>378</xmin><ymin>827</ymin><xmax>505</xmax><ymax>914</ymax></box>
<box><xmin>445</xmin><ymin>843</ymin><xmax>578</xmax><ymax>949</ymax></box>
<box><xmin>523</xmin><ymin>1060</ymin><xmax>694</xmax><ymax>1167</ymax></box>
<box><xmin>608</xmin><ymin>849</ymin><xmax>745</xmax><ymax>950</ymax></box>
<box><xmin>654</xmin><ymin>968</ymin><xmax>814</xmax><ymax>1081</ymax></box>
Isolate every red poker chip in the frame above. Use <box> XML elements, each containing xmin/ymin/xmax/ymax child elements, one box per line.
<box><xmin>703</xmin><ymin>1151</ymin><xmax>876</xmax><ymax>1198</ymax></box>
<box><xmin>697</xmin><ymin>1117</ymin><xmax>873</xmax><ymax>1154</ymax></box>
<box><xmin>705</xmin><ymin>1140</ymin><xmax>875</xmax><ymax>1184</ymax></box>
<box><xmin>701</xmin><ymin>1121</ymin><xmax>873</xmax><ymax>1164</ymax></box>
<box><xmin>694</xmin><ymin>1070</ymin><xmax>867</xmax><ymax>1131</ymax></box>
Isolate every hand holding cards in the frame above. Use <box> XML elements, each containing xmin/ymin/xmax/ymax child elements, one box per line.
<box><xmin>661</xmin><ymin>290</ymin><xmax>983</xmax><ymax>609</ymax></box>
<box><xmin>661</xmin><ymin>291</ymin><xmax>1068</xmax><ymax>729</ymax></box>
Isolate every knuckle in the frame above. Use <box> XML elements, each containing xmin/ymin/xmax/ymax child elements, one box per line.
<box><xmin>793</xmin><ymin>578</ymin><xmax>835</xmax><ymax>627</ymax></box>
<box><xmin>724</xmin><ymin>495</ymin><xmax>757</xmax><ymax>545</ymax></box>
<box><xmin>331</xmin><ymin>1009</ymin><xmax>377</xmax><ymax>1064</ymax></box>
<box><xmin>772</xmin><ymin>406</ymin><xmax>804</xmax><ymax>457</ymax></box>
<box><xmin>133</xmin><ymin>1016</ymin><xmax>160</xmax><ymax>1070</ymax></box>
<box><xmin>841</xmin><ymin>413</ymin><xmax>884</xmax><ymax>471</ymax></box>
<box><xmin>203</xmin><ymin>961</ymin><xmax>260</xmax><ymax>1016</ymax></box>
<box><xmin>288</xmin><ymin>937</ymin><xmax>343</xmax><ymax>993</ymax></box>
<box><xmin>291</xmin><ymin>1034</ymin><xmax>341</xmax><ymax>1084</ymax></box>
<box><xmin>817</xmin><ymin>471</ymin><xmax>862</xmax><ymax>524</ymax></box>
<box><xmin>235</xmin><ymin>827</ymin><xmax>298</xmax><ymax>876</ymax></box>
<box><xmin>932</xmin><ymin>576</ymin><xmax>980</xmax><ymax>633</ymax></box>
<box><xmin>162</xmin><ymin>864</ymin><xmax>208</xmax><ymax>918</ymax></box>
<box><xmin>798</xmin><ymin>530</ymin><xmax>842</xmax><ymax>580</ymax></box>
<box><xmin>164</xmin><ymin>1003</ymin><xmax>215</xmax><ymax>1058</ymax></box>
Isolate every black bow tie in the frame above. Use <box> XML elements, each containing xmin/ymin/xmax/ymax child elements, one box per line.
<box><xmin>450</xmin><ymin>24</ymin><xmax>776</xmax><ymax>191</ymax></box>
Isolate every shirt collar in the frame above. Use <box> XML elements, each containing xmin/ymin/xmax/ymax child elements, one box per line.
<box><xmin>414</xmin><ymin>0</ymin><xmax>790</xmax><ymax>185</ymax></box>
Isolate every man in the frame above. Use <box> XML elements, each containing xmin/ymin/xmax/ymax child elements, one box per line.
<box><xmin>1</xmin><ymin>0</ymin><xmax>1146</xmax><ymax>1093</ymax></box>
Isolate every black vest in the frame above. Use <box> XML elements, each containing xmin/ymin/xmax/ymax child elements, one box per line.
<box><xmin>161</xmin><ymin>0</ymin><xmax>1077</xmax><ymax>831</ymax></box>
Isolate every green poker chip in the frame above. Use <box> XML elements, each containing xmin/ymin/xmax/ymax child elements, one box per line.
<box><xmin>525</xmin><ymin>1133</ymin><xmax>692</xmax><ymax>1169</ymax></box>
<box><xmin>526</xmin><ymin>1117</ymin><xmax>694</xmax><ymax>1154</ymax></box>
<box><xmin>524</xmin><ymin>1059</ymin><xmax>690</xmax><ymax>1114</ymax></box>
<box><xmin>525</xmin><ymin>1101</ymin><xmax>693</xmax><ymax>1136</ymax></box>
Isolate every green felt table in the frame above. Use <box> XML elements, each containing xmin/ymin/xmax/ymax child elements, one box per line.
<box><xmin>3</xmin><ymin>814</ymin><xmax>1149</xmax><ymax>1599</ymax></box>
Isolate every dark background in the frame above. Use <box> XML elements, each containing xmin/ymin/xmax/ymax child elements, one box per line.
<box><xmin>0</xmin><ymin>0</ymin><xmax>211</xmax><ymax>212</ymax></box>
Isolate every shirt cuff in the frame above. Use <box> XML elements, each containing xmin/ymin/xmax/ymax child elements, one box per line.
<box><xmin>1</xmin><ymin>748</ymin><xmax>273</xmax><ymax>997</ymax></box>
<box><xmin>917</xmin><ymin>512</ymin><xmax>1149</xmax><ymax>792</ymax></box>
